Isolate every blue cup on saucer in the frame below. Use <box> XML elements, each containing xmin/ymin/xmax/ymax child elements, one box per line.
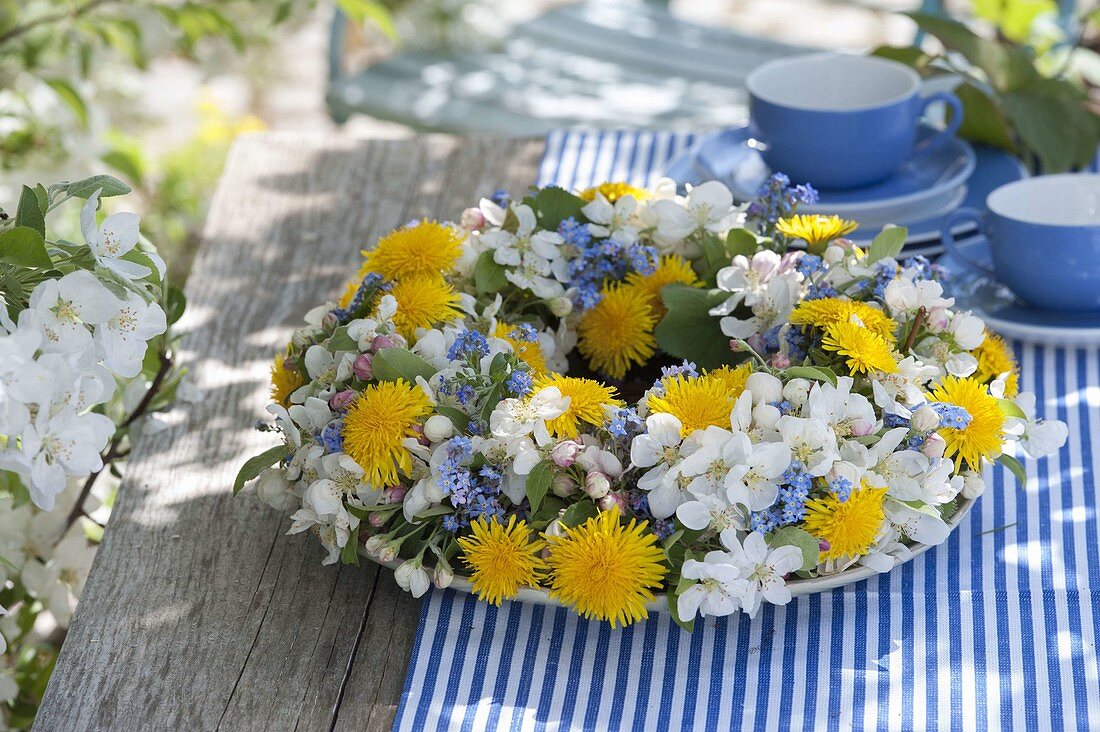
<box><xmin>942</xmin><ymin>174</ymin><xmax>1100</xmax><ymax>313</ymax></box>
<box><xmin>746</xmin><ymin>53</ymin><xmax>964</xmax><ymax>190</ymax></box>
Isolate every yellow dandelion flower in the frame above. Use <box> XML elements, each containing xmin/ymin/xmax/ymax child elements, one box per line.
<box><xmin>577</xmin><ymin>284</ymin><xmax>657</xmax><ymax>380</ymax></box>
<box><xmin>789</xmin><ymin>297</ymin><xmax>897</xmax><ymax>341</ymax></box>
<box><xmin>362</xmin><ymin>221</ymin><xmax>464</xmax><ymax>281</ymax></box>
<box><xmin>579</xmin><ymin>181</ymin><xmax>650</xmax><ymax>203</ymax></box>
<box><xmin>821</xmin><ymin>320</ymin><xmax>899</xmax><ymax>375</ymax></box>
<box><xmin>458</xmin><ymin>515</ymin><xmax>546</xmax><ymax>606</ymax></box>
<box><xmin>929</xmin><ymin>376</ymin><xmax>1006</xmax><ymax>470</ymax></box>
<box><xmin>535</xmin><ymin>374</ymin><xmax>623</xmax><ymax>438</ymax></box>
<box><xmin>389</xmin><ymin>275</ymin><xmax>464</xmax><ymax>339</ymax></box>
<box><xmin>973</xmin><ymin>332</ymin><xmax>1019</xmax><ymax>398</ymax></box>
<box><xmin>270</xmin><ymin>351</ymin><xmax>304</xmax><ymax>407</ymax></box>
<box><xmin>703</xmin><ymin>363</ymin><xmax>753</xmax><ymax>397</ymax></box>
<box><xmin>544</xmin><ymin>509</ymin><xmax>667</xmax><ymax>628</ymax></box>
<box><xmin>647</xmin><ymin>373</ymin><xmax>739</xmax><ymax>437</ymax></box>
<box><xmin>494</xmin><ymin>322</ymin><xmax>549</xmax><ymax>375</ymax></box>
<box><xmin>776</xmin><ymin>214</ymin><xmax>858</xmax><ymax>251</ymax></box>
<box><xmin>624</xmin><ymin>255</ymin><xmax>701</xmax><ymax>317</ymax></box>
<box><xmin>342</xmin><ymin>379</ymin><xmax>432</xmax><ymax>487</ymax></box>
<box><xmin>803</xmin><ymin>484</ymin><xmax>887</xmax><ymax>561</ymax></box>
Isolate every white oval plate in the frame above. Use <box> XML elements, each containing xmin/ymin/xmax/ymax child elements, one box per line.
<box><xmin>371</xmin><ymin>495</ymin><xmax>975</xmax><ymax>612</ymax></box>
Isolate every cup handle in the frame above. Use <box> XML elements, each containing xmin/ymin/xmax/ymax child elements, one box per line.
<box><xmin>913</xmin><ymin>91</ymin><xmax>964</xmax><ymax>156</ymax></box>
<box><xmin>941</xmin><ymin>207</ymin><xmax>995</xmax><ymax>279</ymax></box>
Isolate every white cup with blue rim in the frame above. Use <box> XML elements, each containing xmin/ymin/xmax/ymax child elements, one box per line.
<box><xmin>942</xmin><ymin>175</ymin><xmax>1100</xmax><ymax>313</ymax></box>
<box><xmin>746</xmin><ymin>53</ymin><xmax>964</xmax><ymax>190</ymax></box>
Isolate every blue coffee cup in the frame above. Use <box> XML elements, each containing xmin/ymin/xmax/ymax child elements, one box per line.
<box><xmin>746</xmin><ymin>53</ymin><xmax>964</xmax><ymax>190</ymax></box>
<box><xmin>942</xmin><ymin>175</ymin><xmax>1100</xmax><ymax>313</ymax></box>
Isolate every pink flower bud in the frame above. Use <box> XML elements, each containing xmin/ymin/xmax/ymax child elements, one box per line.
<box><xmin>768</xmin><ymin>352</ymin><xmax>790</xmax><ymax>368</ymax></box>
<box><xmin>922</xmin><ymin>433</ymin><xmax>947</xmax><ymax>459</ymax></box>
<box><xmin>926</xmin><ymin>307</ymin><xmax>949</xmax><ymax>331</ymax></box>
<box><xmin>329</xmin><ymin>389</ymin><xmax>356</xmax><ymax>412</ymax></box>
<box><xmin>368</xmin><ymin>512</ymin><xmax>386</xmax><ymax>528</ymax></box>
<box><xmin>850</xmin><ymin>419</ymin><xmax>874</xmax><ymax>437</ymax></box>
<box><xmin>819</xmin><ymin>539</ymin><xmax>831</xmax><ymax>552</ymax></box>
<box><xmin>382</xmin><ymin>485</ymin><xmax>407</xmax><ymax>504</ymax></box>
<box><xmin>551</xmin><ymin>440</ymin><xmax>582</xmax><ymax>468</ymax></box>
<box><xmin>353</xmin><ymin>353</ymin><xmax>373</xmax><ymax>380</ymax></box>
<box><xmin>598</xmin><ymin>492</ymin><xmax>627</xmax><ymax>512</ymax></box>
<box><xmin>460</xmin><ymin>207</ymin><xmax>486</xmax><ymax>230</ymax></box>
<box><xmin>729</xmin><ymin>339</ymin><xmax>745</xmax><ymax>352</ymax></box>
<box><xmin>584</xmin><ymin>471</ymin><xmax>611</xmax><ymax>499</ymax></box>
<box><xmin>434</xmin><ymin>563</ymin><xmax>454</xmax><ymax>589</ymax></box>
<box><xmin>372</xmin><ymin>334</ymin><xmax>395</xmax><ymax>351</ymax></box>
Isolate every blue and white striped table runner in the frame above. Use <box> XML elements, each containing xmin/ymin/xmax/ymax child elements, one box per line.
<box><xmin>394</xmin><ymin>130</ymin><xmax>1100</xmax><ymax>731</ymax></box>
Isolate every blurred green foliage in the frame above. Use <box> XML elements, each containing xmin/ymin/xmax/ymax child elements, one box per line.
<box><xmin>875</xmin><ymin>9</ymin><xmax>1100</xmax><ymax>173</ymax></box>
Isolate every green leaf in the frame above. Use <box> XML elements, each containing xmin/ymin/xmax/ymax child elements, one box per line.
<box><xmin>474</xmin><ymin>250</ymin><xmax>508</xmax><ymax>295</ymax></box>
<box><xmin>342</xmin><ymin>523</ymin><xmax>361</xmax><ymax>566</ymax></box>
<box><xmin>101</xmin><ymin>145</ymin><xmax>147</xmax><ymax>188</ymax></box>
<box><xmin>1001</xmin><ymin>80</ymin><xmax>1100</xmax><ymax>173</ymax></box>
<box><xmin>770</xmin><ymin>526</ymin><xmax>820</xmax><ymax>572</ymax></box>
<box><xmin>997</xmin><ymin>453</ymin><xmax>1029</xmax><ymax>486</ymax></box>
<box><xmin>15</xmin><ymin>187</ymin><xmax>45</xmax><ymax>236</ymax></box>
<box><xmin>725</xmin><ymin>228</ymin><xmax>762</xmax><ymax>259</ymax></box>
<box><xmin>783</xmin><ymin>365</ymin><xmax>838</xmax><ymax>387</ymax></box>
<box><xmin>45</xmin><ymin>79</ymin><xmax>89</xmax><ymax>129</ymax></box>
<box><xmin>655</xmin><ymin>286</ymin><xmax>738</xmax><ymax>370</ymax></box>
<box><xmin>870</xmin><ymin>44</ymin><xmax>931</xmax><ymax>67</ymax></box>
<box><xmin>954</xmin><ymin>81</ymin><xmax>1016</xmax><ymax>151</ymax></box>
<box><xmin>234</xmin><ymin>446</ymin><xmax>289</xmax><ymax>494</ymax></box>
<box><xmin>522</xmin><ymin>186</ymin><xmax>587</xmax><ymax>230</ymax></box>
<box><xmin>996</xmin><ymin>398</ymin><xmax>1027</xmax><ymax>420</ymax></box>
<box><xmin>434</xmin><ymin>405</ymin><xmax>471</xmax><ymax>432</ymax></box>
<box><xmin>165</xmin><ymin>286</ymin><xmax>187</xmax><ymax>325</ymax></box>
<box><xmin>866</xmin><ymin>226</ymin><xmax>908</xmax><ymax>264</ymax></box>
<box><xmin>64</xmin><ymin>175</ymin><xmax>132</xmax><ymax>200</ymax></box>
<box><xmin>667</xmin><ymin>554</ymin><xmax>699</xmax><ymax>632</ymax></box>
<box><xmin>328</xmin><ymin>326</ymin><xmax>358</xmax><ymax>352</ymax></box>
<box><xmin>0</xmin><ymin>227</ymin><xmax>51</xmax><ymax>268</ymax></box>
<box><xmin>371</xmin><ymin>347</ymin><xmax>437</xmax><ymax>383</ymax></box>
<box><xmin>972</xmin><ymin>0</ymin><xmax>1055</xmax><ymax>42</ymax></box>
<box><xmin>121</xmin><ymin>249</ymin><xmax>161</xmax><ymax>283</ymax></box>
<box><xmin>529</xmin><ymin>495</ymin><xmax>566</xmax><ymax>526</ymax></box>
<box><xmin>560</xmin><ymin>500</ymin><xmax>599</xmax><ymax>528</ymax></box>
<box><xmin>907</xmin><ymin>12</ymin><xmax>1039</xmax><ymax>91</ymax></box>
<box><xmin>525</xmin><ymin>460</ymin><xmax>554</xmax><ymax>513</ymax></box>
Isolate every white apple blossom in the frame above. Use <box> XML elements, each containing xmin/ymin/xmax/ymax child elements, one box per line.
<box><xmin>480</xmin><ymin>204</ymin><xmax>568</xmax><ymax>298</ymax></box>
<box><xmin>651</xmin><ymin>181</ymin><xmax>738</xmax><ymax>243</ymax></box>
<box><xmin>1005</xmin><ymin>392</ymin><xmax>1069</xmax><ymax>459</ymax></box>
<box><xmin>677</xmin><ymin>552</ymin><xmax>749</xmax><ymax>621</ymax></box>
<box><xmin>95</xmin><ymin>292</ymin><xmax>167</xmax><ymax>378</ymax></box>
<box><xmin>724</xmin><ymin>434</ymin><xmax>791</xmax><ymax>511</ymax></box>
<box><xmin>582</xmin><ymin>193</ymin><xmax>640</xmax><ymax>243</ymax></box>
<box><xmin>490</xmin><ymin>386</ymin><xmax>567</xmax><ymax>448</ymax></box>
<box><xmin>723</xmin><ymin>531</ymin><xmax>803</xmax><ymax>618</ymax></box>
<box><xmin>395</xmin><ymin>557</ymin><xmax>431</xmax><ymax>598</ymax></box>
<box><xmin>29</xmin><ymin>270</ymin><xmax>121</xmax><ymax>354</ymax></box>
<box><xmin>81</xmin><ymin>189</ymin><xmax>164</xmax><ymax>281</ymax></box>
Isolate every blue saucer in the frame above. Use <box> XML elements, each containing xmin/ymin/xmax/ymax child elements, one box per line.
<box><xmin>664</xmin><ymin>128</ymin><xmax>1027</xmax><ymax>251</ymax></box>
<box><xmin>938</xmin><ymin>237</ymin><xmax>1100</xmax><ymax>345</ymax></box>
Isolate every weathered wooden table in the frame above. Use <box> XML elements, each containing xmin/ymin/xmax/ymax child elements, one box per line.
<box><xmin>36</xmin><ymin>133</ymin><xmax>545</xmax><ymax>731</ymax></box>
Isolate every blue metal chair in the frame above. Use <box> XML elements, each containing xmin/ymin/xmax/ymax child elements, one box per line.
<box><xmin>325</xmin><ymin>0</ymin><xmax>809</xmax><ymax>133</ymax></box>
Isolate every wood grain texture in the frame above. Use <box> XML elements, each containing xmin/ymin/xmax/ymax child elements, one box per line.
<box><xmin>35</xmin><ymin>133</ymin><xmax>545</xmax><ymax>731</ymax></box>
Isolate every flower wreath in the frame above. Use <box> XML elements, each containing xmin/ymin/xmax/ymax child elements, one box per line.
<box><xmin>240</xmin><ymin>175</ymin><xmax>1067</xmax><ymax>629</ymax></box>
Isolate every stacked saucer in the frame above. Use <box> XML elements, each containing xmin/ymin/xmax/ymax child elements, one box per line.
<box><xmin>664</xmin><ymin>124</ymin><xmax>1028</xmax><ymax>257</ymax></box>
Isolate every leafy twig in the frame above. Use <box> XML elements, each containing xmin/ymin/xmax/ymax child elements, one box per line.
<box><xmin>64</xmin><ymin>350</ymin><xmax>173</xmax><ymax>529</ymax></box>
<box><xmin>0</xmin><ymin>0</ymin><xmax>117</xmax><ymax>46</ymax></box>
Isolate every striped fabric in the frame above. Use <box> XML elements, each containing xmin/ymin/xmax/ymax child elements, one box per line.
<box><xmin>394</xmin><ymin>130</ymin><xmax>1100</xmax><ymax>731</ymax></box>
